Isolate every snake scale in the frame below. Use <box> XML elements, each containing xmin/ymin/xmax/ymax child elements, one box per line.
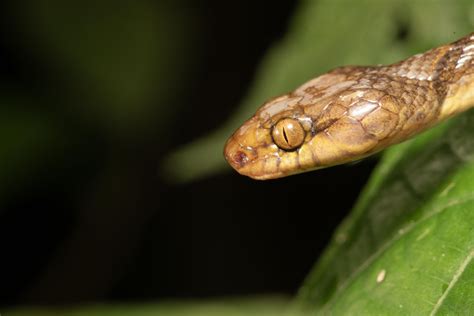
<box><xmin>224</xmin><ymin>33</ymin><xmax>474</xmax><ymax>180</ymax></box>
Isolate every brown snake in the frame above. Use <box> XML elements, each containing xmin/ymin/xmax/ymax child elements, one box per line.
<box><xmin>224</xmin><ymin>33</ymin><xmax>474</xmax><ymax>180</ymax></box>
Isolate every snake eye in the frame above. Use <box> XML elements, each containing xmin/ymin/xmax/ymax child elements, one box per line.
<box><xmin>272</xmin><ymin>118</ymin><xmax>305</xmax><ymax>151</ymax></box>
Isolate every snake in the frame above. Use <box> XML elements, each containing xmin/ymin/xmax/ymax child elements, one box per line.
<box><xmin>224</xmin><ymin>33</ymin><xmax>474</xmax><ymax>180</ymax></box>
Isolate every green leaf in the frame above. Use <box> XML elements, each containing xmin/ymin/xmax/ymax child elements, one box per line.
<box><xmin>162</xmin><ymin>0</ymin><xmax>473</xmax><ymax>182</ymax></box>
<box><xmin>297</xmin><ymin>109</ymin><xmax>474</xmax><ymax>314</ymax></box>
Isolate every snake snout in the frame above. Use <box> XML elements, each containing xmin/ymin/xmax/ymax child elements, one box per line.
<box><xmin>224</xmin><ymin>137</ymin><xmax>253</xmax><ymax>171</ymax></box>
<box><xmin>227</xmin><ymin>150</ymin><xmax>249</xmax><ymax>169</ymax></box>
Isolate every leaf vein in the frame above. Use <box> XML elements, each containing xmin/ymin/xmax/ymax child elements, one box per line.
<box><xmin>430</xmin><ymin>249</ymin><xmax>474</xmax><ymax>315</ymax></box>
<box><xmin>322</xmin><ymin>193</ymin><xmax>474</xmax><ymax>312</ymax></box>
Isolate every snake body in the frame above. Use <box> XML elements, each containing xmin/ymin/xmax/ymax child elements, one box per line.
<box><xmin>224</xmin><ymin>33</ymin><xmax>474</xmax><ymax>180</ymax></box>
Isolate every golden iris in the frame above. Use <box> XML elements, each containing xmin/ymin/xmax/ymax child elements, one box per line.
<box><xmin>271</xmin><ymin>118</ymin><xmax>305</xmax><ymax>151</ymax></box>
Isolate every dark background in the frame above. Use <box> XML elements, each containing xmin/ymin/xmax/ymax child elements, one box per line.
<box><xmin>0</xmin><ymin>0</ymin><xmax>376</xmax><ymax>306</ymax></box>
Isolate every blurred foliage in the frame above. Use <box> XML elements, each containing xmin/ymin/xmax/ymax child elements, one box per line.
<box><xmin>6</xmin><ymin>297</ymin><xmax>295</xmax><ymax>316</ymax></box>
<box><xmin>163</xmin><ymin>0</ymin><xmax>474</xmax><ymax>182</ymax></box>
<box><xmin>9</xmin><ymin>0</ymin><xmax>194</xmax><ymax>136</ymax></box>
<box><xmin>0</xmin><ymin>93</ymin><xmax>62</xmax><ymax>199</ymax></box>
<box><xmin>0</xmin><ymin>0</ymin><xmax>196</xmax><ymax>202</ymax></box>
<box><xmin>0</xmin><ymin>0</ymin><xmax>198</xmax><ymax>307</ymax></box>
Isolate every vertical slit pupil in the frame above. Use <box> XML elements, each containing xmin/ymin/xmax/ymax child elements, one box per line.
<box><xmin>282</xmin><ymin>127</ymin><xmax>289</xmax><ymax>144</ymax></box>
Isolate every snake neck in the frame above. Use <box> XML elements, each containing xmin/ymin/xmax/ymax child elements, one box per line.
<box><xmin>379</xmin><ymin>33</ymin><xmax>474</xmax><ymax>120</ymax></box>
<box><xmin>438</xmin><ymin>33</ymin><xmax>474</xmax><ymax>118</ymax></box>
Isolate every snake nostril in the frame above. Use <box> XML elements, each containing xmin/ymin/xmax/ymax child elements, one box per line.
<box><xmin>233</xmin><ymin>151</ymin><xmax>249</xmax><ymax>168</ymax></box>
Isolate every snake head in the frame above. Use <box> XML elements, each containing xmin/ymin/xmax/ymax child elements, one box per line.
<box><xmin>224</xmin><ymin>69</ymin><xmax>405</xmax><ymax>180</ymax></box>
<box><xmin>225</xmin><ymin>33</ymin><xmax>474</xmax><ymax>180</ymax></box>
<box><xmin>224</xmin><ymin>94</ymin><xmax>314</xmax><ymax>180</ymax></box>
